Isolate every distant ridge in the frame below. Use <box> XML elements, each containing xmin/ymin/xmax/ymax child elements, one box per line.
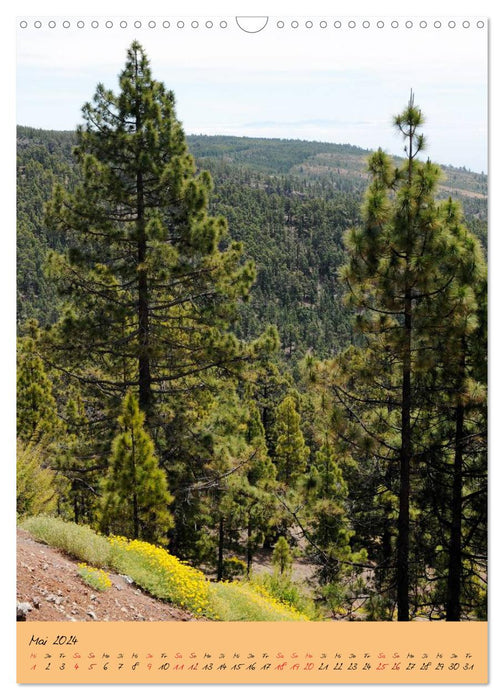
<box><xmin>17</xmin><ymin>125</ymin><xmax>487</xmax><ymax>178</ymax></box>
<box><xmin>16</xmin><ymin>126</ymin><xmax>487</xmax><ymax>358</ymax></box>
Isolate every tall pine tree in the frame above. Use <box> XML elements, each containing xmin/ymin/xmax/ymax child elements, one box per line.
<box><xmin>44</xmin><ymin>42</ymin><xmax>275</xmax><ymax>542</ymax></box>
<box><xmin>337</xmin><ymin>93</ymin><xmax>486</xmax><ymax>620</ymax></box>
<box><xmin>45</xmin><ymin>41</ymin><xmax>268</xmax><ymax>441</ymax></box>
<box><xmin>17</xmin><ymin>321</ymin><xmax>60</xmax><ymax>442</ymax></box>
<box><xmin>273</xmin><ymin>395</ymin><xmax>309</xmax><ymax>487</ymax></box>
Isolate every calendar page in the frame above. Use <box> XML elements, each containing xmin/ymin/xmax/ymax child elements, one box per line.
<box><xmin>15</xmin><ymin>11</ymin><xmax>488</xmax><ymax>685</ymax></box>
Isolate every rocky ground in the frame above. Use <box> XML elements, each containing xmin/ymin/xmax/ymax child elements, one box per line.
<box><xmin>16</xmin><ymin>528</ymin><xmax>195</xmax><ymax>622</ymax></box>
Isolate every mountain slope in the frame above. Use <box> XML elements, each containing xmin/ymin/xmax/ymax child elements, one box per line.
<box><xmin>17</xmin><ymin>127</ymin><xmax>487</xmax><ymax>360</ymax></box>
<box><xmin>16</xmin><ymin>528</ymin><xmax>194</xmax><ymax>622</ymax></box>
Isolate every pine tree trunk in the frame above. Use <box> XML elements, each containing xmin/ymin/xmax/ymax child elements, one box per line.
<box><xmin>137</xmin><ymin>169</ymin><xmax>152</xmax><ymax>415</ymax></box>
<box><xmin>379</xmin><ymin>512</ymin><xmax>392</xmax><ymax>588</ymax></box>
<box><xmin>217</xmin><ymin>517</ymin><xmax>225</xmax><ymax>581</ymax></box>
<box><xmin>397</xmin><ymin>120</ymin><xmax>415</xmax><ymax>623</ymax></box>
<box><xmin>397</xmin><ymin>290</ymin><xmax>412</xmax><ymax>621</ymax></box>
<box><xmin>73</xmin><ymin>489</ymin><xmax>79</xmax><ymax>524</ymax></box>
<box><xmin>247</xmin><ymin>518</ymin><xmax>253</xmax><ymax>577</ymax></box>
<box><xmin>446</xmin><ymin>400</ymin><xmax>464</xmax><ymax>620</ymax></box>
<box><xmin>131</xmin><ymin>426</ymin><xmax>139</xmax><ymax>539</ymax></box>
<box><xmin>380</xmin><ymin>465</ymin><xmax>393</xmax><ymax>585</ymax></box>
<box><xmin>134</xmin><ymin>57</ymin><xmax>152</xmax><ymax>416</ymax></box>
<box><xmin>133</xmin><ymin>492</ymin><xmax>139</xmax><ymax>539</ymax></box>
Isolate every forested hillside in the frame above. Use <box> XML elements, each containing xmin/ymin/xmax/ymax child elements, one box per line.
<box><xmin>17</xmin><ymin>43</ymin><xmax>487</xmax><ymax>623</ymax></box>
<box><xmin>17</xmin><ymin>127</ymin><xmax>487</xmax><ymax>360</ymax></box>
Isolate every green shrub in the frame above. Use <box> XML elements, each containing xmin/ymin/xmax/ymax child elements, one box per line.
<box><xmin>16</xmin><ymin>439</ymin><xmax>57</xmax><ymax>517</ymax></box>
<box><xmin>209</xmin><ymin>580</ymin><xmax>310</xmax><ymax>621</ymax></box>
<box><xmin>320</xmin><ymin>581</ymin><xmax>351</xmax><ymax>618</ymax></box>
<box><xmin>252</xmin><ymin>572</ymin><xmax>319</xmax><ymax>619</ymax></box>
<box><xmin>77</xmin><ymin>564</ymin><xmax>112</xmax><ymax>591</ymax></box>
<box><xmin>20</xmin><ymin>516</ymin><xmax>314</xmax><ymax>621</ymax></box>
<box><xmin>21</xmin><ymin>516</ymin><xmax>112</xmax><ymax>568</ymax></box>
<box><xmin>108</xmin><ymin>535</ymin><xmax>212</xmax><ymax>616</ymax></box>
<box><xmin>221</xmin><ymin>556</ymin><xmax>247</xmax><ymax>581</ymax></box>
<box><xmin>272</xmin><ymin>536</ymin><xmax>293</xmax><ymax>576</ymax></box>
<box><xmin>363</xmin><ymin>593</ymin><xmax>395</xmax><ymax>621</ymax></box>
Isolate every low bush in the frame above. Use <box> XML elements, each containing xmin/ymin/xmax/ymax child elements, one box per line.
<box><xmin>21</xmin><ymin>516</ymin><xmax>112</xmax><ymax>567</ymax></box>
<box><xmin>251</xmin><ymin>572</ymin><xmax>320</xmax><ymax>620</ymax></box>
<box><xmin>209</xmin><ymin>580</ymin><xmax>311</xmax><ymax>621</ymax></box>
<box><xmin>77</xmin><ymin>563</ymin><xmax>112</xmax><ymax>591</ymax></box>
<box><xmin>108</xmin><ymin>535</ymin><xmax>212</xmax><ymax>616</ymax></box>
<box><xmin>221</xmin><ymin>556</ymin><xmax>247</xmax><ymax>581</ymax></box>
<box><xmin>16</xmin><ymin>439</ymin><xmax>57</xmax><ymax>517</ymax></box>
<box><xmin>20</xmin><ymin>517</ymin><xmax>312</xmax><ymax>621</ymax></box>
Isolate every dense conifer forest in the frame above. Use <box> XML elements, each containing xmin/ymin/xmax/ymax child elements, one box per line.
<box><xmin>17</xmin><ymin>42</ymin><xmax>487</xmax><ymax>621</ymax></box>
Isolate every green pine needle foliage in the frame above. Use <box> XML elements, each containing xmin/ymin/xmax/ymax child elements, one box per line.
<box><xmin>99</xmin><ymin>391</ymin><xmax>174</xmax><ymax>544</ymax></box>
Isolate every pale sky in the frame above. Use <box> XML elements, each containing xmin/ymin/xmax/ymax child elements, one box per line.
<box><xmin>16</xmin><ymin>17</ymin><xmax>487</xmax><ymax>172</ymax></box>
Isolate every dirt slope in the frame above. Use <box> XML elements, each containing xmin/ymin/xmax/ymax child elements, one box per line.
<box><xmin>16</xmin><ymin>528</ymin><xmax>194</xmax><ymax>622</ymax></box>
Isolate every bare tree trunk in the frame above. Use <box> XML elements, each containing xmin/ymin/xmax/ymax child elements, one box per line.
<box><xmin>446</xmin><ymin>399</ymin><xmax>464</xmax><ymax>620</ymax></box>
<box><xmin>397</xmin><ymin>290</ymin><xmax>412</xmax><ymax>621</ymax></box>
<box><xmin>217</xmin><ymin>517</ymin><xmax>225</xmax><ymax>581</ymax></box>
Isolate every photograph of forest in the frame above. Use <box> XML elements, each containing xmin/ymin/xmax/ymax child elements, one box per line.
<box><xmin>16</xmin><ymin>39</ymin><xmax>487</xmax><ymax>623</ymax></box>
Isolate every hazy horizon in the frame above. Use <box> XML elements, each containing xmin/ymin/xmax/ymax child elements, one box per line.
<box><xmin>17</xmin><ymin>18</ymin><xmax>488</xmax><ymax>172</ymax></box>
<box><xmin>16</xmin><ymin>123</ymin><xmax>487</xmax><ymax>176</ymax></box>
